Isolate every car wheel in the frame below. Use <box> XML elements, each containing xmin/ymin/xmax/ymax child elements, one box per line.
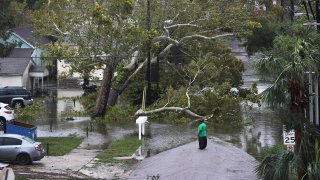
<box><xmin>13</xmin><ymin>101</ymin><xmax>24</xmax><ymax>109</ymax></box>
<box><xmin>16</xmin><ymin>154</ymin><xmax>31</xmax><ymax>165</ymax></box>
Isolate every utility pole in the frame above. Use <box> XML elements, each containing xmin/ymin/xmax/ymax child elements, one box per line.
<box><xmin>290</xmin><ymin>0</ymin><xmax>294</xmax><ymax>22</ymax></box>
<box><xmin>316</xmin><ymin>0</ymin><xmax>320</xmax><ymax>31</ymax></box>
<box><xmin>315</xmin><ymin>0</ymin><xmax>320</xmax><ymax>126</ymax></box>
<box><xmin>146</xmin><ymin>0</ymin><xmax>152</xmax><ymax>106</ymax></box>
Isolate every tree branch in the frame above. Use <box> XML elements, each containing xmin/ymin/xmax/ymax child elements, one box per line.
<box><xmin>155</xmin><ymin>36</ymin><xmax>179</xmax><ymax>45</ymax></box>
<box><xmin>165</xmin><ymin>24</ymin><xmax>199</xmax><ymax>30</ymax></box>
<box><xmin>135</xmin><ymin>107</ymin><xmax>206</xmax><ymax>118</ymax></box>
<box><xmin>180</xmin><ymin>33</ymin><xmax>234</xmax><ymax>44</ymax></box>
<box><xmin>124</xmin><ymin>51</ymin><xmax>139</xmax><ymax>70</ymax></box>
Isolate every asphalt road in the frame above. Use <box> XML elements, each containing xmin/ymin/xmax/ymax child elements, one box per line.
<box><xmin>128</xmin><ymin>137</ymin><xmax>259</xmax><ymax>180</ymax></box>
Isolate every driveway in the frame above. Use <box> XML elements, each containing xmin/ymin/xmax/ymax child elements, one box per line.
<box><xmin>129</xmin><ymin>137</ymin><xmax>259</xmax><ymax>180</ymax></box>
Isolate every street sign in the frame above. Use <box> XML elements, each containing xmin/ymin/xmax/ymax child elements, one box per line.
<box><xmin>283</xmin><ymin>129</ymin><xmax>295</xmax><ymax>145</ymax></box>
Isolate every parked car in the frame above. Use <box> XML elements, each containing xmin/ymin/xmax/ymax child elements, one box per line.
<box><xmin>0</xmin><ymin>134</ymin><xmax>45</xmax><ymax>165</ymax></box>
<box><xmin>0</xmin><ymin>87</ymin><xmax>33</xmax><ymax>108</ymax></box>
<box><xmin>0</xmin><ymin>103</ymin><xmax>15</xmax><ymax>130</ymax></box>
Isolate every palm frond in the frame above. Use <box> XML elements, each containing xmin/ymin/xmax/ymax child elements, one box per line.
<box><xmin>253</xmin><ymin>53</ymin><xmax>284</xmax><ymax>76</ymax></box>
<box><xmin>256</xmin><ymin>146</ymin><xmax>294</xmax><ymax>180</ymax></box>
<box><xmin>260</xmin><ymin>78</ymin><xmax>289</xmax><ymax>107</ymax></box>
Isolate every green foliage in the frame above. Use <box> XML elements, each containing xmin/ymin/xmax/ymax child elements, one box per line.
<box><xmin>103</xmin><ymin>105</ymin><xmax>137</xmax><ymax>123</ymax></box>
<box><xmin>91</xmin><ymin>2</ymin><xmax>112</xmax><ymax>26</ymax></box>
<box><xmin>256</xmin><ymin>126</ymin><xmax>320</xmax><ymax>180</ymax></box>
<box><xmin>79</xmin><ymin>91</ymin><xmax>97</xmax><ymax>114</ymax></box>
<box><xmin>196</xmin><ymin>88</ymin><xmax>242</xmax><ymax>125</ymax></box>
<box><xmin>307</xmin><ymin>140</ymin><xmax>320</xmax><ymax>179</ymax></box>
<box><xmin>38</xmin><ymin>135</ymin><xmax>82</xmax><ymax>156</ymax></box>
<box><xmin>245</xmin><ymin>20</ymin><xmax>278</xmax><ymax>55</ymax></box>
<box><xmin>112</xmin><ymin>67</ymin><xmax>131</xmax><ymax>91</ymax></box>
<box><xmin>254</xmin><ymin>17</ymin><xmax>320</xmax><ymax>180</ymax></box>
<box><xmin>254</xmin><ymin>24</ymin><xmax>320</xmax><ymax>108</ymax></box>
<box><xmin>31</xmin><ymin>0</ymin><xmax>144</xmax><ymax>81</ymax></box>
<box><xmin>256</xmin><ymin>144</ymin><xmax>294</xmax><ymax>180</ymax></box>
<box><xmin>175</xmin><ymin>117</ymin><xmax>191</xmax><ymax>124</ymax></box>
<box><xmin>14</xmin><ymin>176</ymin><xmax>27</xmax><ymax>180</ymax></box>
<box><xmin>32</xmin><ymin>0</ymin><xmax>257</xmax><ymax>120</ymax></box>
<box><xmin>0</xmin><ymin>0</ymin><xmax>25</xmax><ymax>57</ymax></box>
<box><xmin>96</xmin><ymin>135</ymin><xmax>141</xmax><ymax>163</ymax></box>
<box><xmin>106</xmin><ymin>0</ymin><xmax>134</xmax><ymax>19</ymax></box>
<box><xmin>15</xmin><ymin>99</ymin><xmax>45</xmax><ymax>123</ymax></box>
<box><xmin>150</xmin><ymin>84</ymin><xmax>244</xmax><ymax>125</ymax></box>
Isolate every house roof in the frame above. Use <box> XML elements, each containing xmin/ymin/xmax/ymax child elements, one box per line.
<box><xmin>14</xmin><ymin>26</ymin><xmax>52</xmax><ymax>46</ymax></box>
<box><xmin>8</xmin><ymin>48</ymin><xmax>34</xmax><ymax>58</ymax></box>
<box><xmin>29</xmin><ymin>65</ymin><xmax>46</xmax><ymax>73</ymax></box>
<box><xmin>0</xmin><ymin>58</ymin><xmax>32</xmax><ymax>75</ymax></box>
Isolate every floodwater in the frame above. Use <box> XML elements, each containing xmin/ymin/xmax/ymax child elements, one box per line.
<box><xmin>35</xmin><ymin>87</ymin><xmax>281</xmax><ymax>159</ymax></box>
<box><xmin>34</xmin><ymin>40</ymin><xmax>282</xmax><ymax>159</ymax></box>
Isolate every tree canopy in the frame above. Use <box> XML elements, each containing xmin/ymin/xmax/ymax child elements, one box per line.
<box><xmin>31</xmin><ymin>0</ymin><xmax>259</xmax><ymax>120</ymax></box>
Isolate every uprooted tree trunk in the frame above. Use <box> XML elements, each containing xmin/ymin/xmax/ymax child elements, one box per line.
<box><xmin>92</xmin><ymin>62</ymin><xmax>114</xmax><ymax>118</ymax></box>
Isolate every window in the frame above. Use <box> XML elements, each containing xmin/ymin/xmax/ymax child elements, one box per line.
<box><xmin>2</xmin><ymin>137</ymin><xmax>22</xmax><ymax>146</ymax></box>
<box><xmin>5</xmin><ymin>90</ymin><xmax>16</xmax><ymax>95</ymax></box>
<box><xmin>0</xmin><ymin>90</ymin><xmax>8</xmax><ymax>96</ymax></box>
<box><xmin>22</xmin><ymin>136</ymin><xmax>35</xmax><ymax>144</ymax></box>
<box><xmin>16</xmin><ymin>89</ymin><xmax>27</xmax><ymax>95</ymax></box>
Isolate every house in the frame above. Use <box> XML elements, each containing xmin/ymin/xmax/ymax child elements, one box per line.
<box><xmin>57</xmin><ymin>59</ymin><xmax>103</xmax><ymax>88</ymax></box>
<box><xmin>7</xmin><ymin>26</ymin><xmax>52</xmax><ymax>65</ymax></box>
<box><xmin>0</xmin><ymin>27</ymin><xmax>51</xmax><ymax>93</ymax></box>
<box><xmin>0</xmin><ymin>57</ymin><xmax>48</xmax><ymax>89</ymax></box>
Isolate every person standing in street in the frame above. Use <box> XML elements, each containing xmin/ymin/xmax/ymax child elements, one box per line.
<box><xmin>198</xmin><ymin>119</ymin><xmax>207</xmax><ymax>150</ymax></box>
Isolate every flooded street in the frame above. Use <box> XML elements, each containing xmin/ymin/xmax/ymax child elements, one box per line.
<box><xmin>33</xmin><ymin>40</ymin><xmax>282</xmax><ymax>160</ymax></box>
<box><xmin>34</xmin><ymin>89</ymin><xmax>282</xmax><ymax>160</ymax></box>
<box><xmin>36</xmin><ymin>89</ymin><xmax>92</xmax><ymax>138</ymax></box>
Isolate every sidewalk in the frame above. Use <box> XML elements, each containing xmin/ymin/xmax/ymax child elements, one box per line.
<box><xmin>128</xmin><ymin>137</ymin><xmax>259</xmax><ymax>180</ymax></box>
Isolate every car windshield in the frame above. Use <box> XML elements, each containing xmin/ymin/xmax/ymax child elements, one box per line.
<box><xmin>22</xmin><ymin>136</ymin><xmax>35</xmax><ymax>143</ymax></box>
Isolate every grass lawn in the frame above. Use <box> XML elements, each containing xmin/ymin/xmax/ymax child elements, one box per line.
<box><xmin>38</xmin><ymin>136</ymin><xmax>83</xmax><ymax>156</ymax></box>
<box><xmin>97</xmin><ymin>135</ymin><xmax>141</xmax><ymax>164</ymax></box>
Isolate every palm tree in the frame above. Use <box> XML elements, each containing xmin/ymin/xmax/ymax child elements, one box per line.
<box><xmin>254</xmin><ymin>25</ymin><xmax>320</xmax><ymax>179</ymax></box>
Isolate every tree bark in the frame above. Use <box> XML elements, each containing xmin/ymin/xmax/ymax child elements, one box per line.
<box><xmin>92</xmin><ymin>64</ymin><xmax>114</xmax><ymax>118</ymax></box>
<box><xmin>135</xmin><ymin>107</ymin><xmax>211</xmax><ymax>119</ymax></box>
<box><xmin>288</xmin><ymin>78</ymin><xmax>308</xmax><ymax>180</ymax></box>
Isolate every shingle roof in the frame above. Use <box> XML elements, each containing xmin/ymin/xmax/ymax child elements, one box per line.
<box><xmin>0</xmin><ymin>58</ymin><xmax>31</xmax><ymax>75</ymax></box>
<box><xmin>8</xmin><ymin>48</ymin><xmax>34</xmax><ymax>58</ymax></box>
<box><xmin>14</xmin><ymin>26</ymin><xmax>51</xmax><ymax>46</ymax></box>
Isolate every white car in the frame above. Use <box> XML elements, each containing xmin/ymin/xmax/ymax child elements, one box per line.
<box><xmin>0</xmin><ymin>103</ymin><xmax>15</xmax><ymax>129</ymax></box>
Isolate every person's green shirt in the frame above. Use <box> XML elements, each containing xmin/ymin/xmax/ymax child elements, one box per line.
<box><xmin>198</xmin><ymin>123</ymin><xmax>207</xmax><ymax>137</ymax></box>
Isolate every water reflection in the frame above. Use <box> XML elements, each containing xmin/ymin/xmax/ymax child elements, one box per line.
<box><xmin>35</xmin><ymin>89</ymin><xmax>91</xmax><ymax>137</ymax></box>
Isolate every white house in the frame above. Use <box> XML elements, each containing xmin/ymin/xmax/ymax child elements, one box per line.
<box><xmin>0</xmin><ymin>57</ymin><xmax>48</xmax><ymax>89</ymax></box>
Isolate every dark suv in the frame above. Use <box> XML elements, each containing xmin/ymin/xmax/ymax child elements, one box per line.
<box><xmin>0</xmin><ymin>87</ymin><xmax>33</xmax><ymax>108</ymax></box>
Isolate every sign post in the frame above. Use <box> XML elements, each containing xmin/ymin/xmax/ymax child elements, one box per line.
<box><xmin>136</xmin><ymin>116</ymin><xmax>148</xmax><ymax>140</ymax></box>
